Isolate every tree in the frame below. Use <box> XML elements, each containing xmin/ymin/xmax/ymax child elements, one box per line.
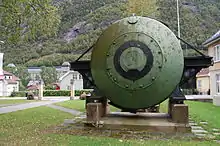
<box><xmin>157</xmin><ymin>0</ymin><xmax>220</xmax><ymax>47</ymax></box>
<box><xmin>40</xmin><ymin>66</ymin><xmax>57</xmax><ymax>86</ymax></box>
<box><xmin>0</xmin><ymin>0</ymin><xmax>61</xmax><ymax>43</ymax></box>
<box><xmin>4</xmin><ymin>65</ymin><xmax>31</xmax><ymax>88</ymax></box>
<box><xmin>127</xmin><ymin>0</ymin><xmax>158</xmax><ymax>17</ymax></box>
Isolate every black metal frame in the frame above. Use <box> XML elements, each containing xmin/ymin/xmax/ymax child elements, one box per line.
<box><xmin>70</xmin><ymin>34</ymin><xmax>213</xmax><ymax>109</ymax></box>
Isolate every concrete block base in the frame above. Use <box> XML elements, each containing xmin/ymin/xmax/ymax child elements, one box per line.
<box><xmin>213</xmin><ymin>95</ymin><xmax>220</xmax><ymax>106</ymax></box>
<box><xmin>85</xmin><ymin>112</ymin><xmax>191</xmax><ymax>133</ymax></box>
<box><xmin>171</xmin><ymin>104</ymin><xmax>189</xmax><ymax>123</ymax></box>
<box><xmin>86</xmin><ymin>103</ymin><xmax>103</xmax><ymax>123</ymax></box>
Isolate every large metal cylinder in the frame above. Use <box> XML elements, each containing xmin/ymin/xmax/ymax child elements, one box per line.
<box><xmin>91</xmin><ymin>16</ymin><xmax>184</xmax><ymax>109</ymax></box>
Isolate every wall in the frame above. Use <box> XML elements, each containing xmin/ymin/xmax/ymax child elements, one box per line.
<box><xmin>6</xmin><ymin>84</ymin><xmax>18</xmax><ymax>96</ymax></box>
<box><xmin>208</xmin><ymin>40</ymin><xmax>220</xmax><ymax>96</ymax></box>
<box><xmin>60</xmin><ymin>72</ymin><xmax>72</xmax><ymax>90</ymax></box>
<box><xmin>0</xmin><ymin>80</ymin><xmax>8</xmax><ymax>96</ymax></box>
<box><xmin>74</xmin><ymin>79</ymin><xmax>83</xmax><ymax>90</ymax></box>
<box><xmin>0</xmin><ymin>53</ymin><xmax>3</xmax><ymax>76</ymax></box>
<box><xmin>0</xmin><ymin>53</ymin><xmax>3</xmax><ymax>96</ymax></box>
<box><xmin>208</xmin><ymin>40</ymin><xmax>220</xmax><ymax>71</ymax></box>
<box><xmin>59</xmin><ymin>72</ymin><xmax>83</xmax><ymax>90</ymax></box>
<box><xmin>210</xmin><ymin>69</ymin><xmax>220</xmax><ymax>96</ymax></box>
<box><xmin>196</xmin><ymin>76</ymin><xmax>210</xmax><ymax>94</ymax></box>
<box><xmin>0</xmin><ymin>81</ymin><xmax>3</xmax><ymax>96</ymax></box>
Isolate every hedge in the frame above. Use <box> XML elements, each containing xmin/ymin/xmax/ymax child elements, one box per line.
<box><xmin>182</xmin><ymin>89</ymin><xmax>198</xmax><ymax>95</ymax></box>
<box><xmin>10</xmin><ymin>91</ymin><xmax>26</xmax><ymax>97</ymax></box>
<box><xmin>10</xmin><ymin>89</ymin><xmax>93</xmax><ymax>97</ymax></box>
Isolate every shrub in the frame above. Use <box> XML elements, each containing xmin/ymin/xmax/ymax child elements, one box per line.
<box><xmin>43</xmin><ymin>90</ymin><xmax>70</xmax><ymax>96</ymax></box>
<box><xmin>10</xmin><ymin>91</ymin><xmax>26</xmax><ymax>97</ymax></box>
<box><xmin>43</xmin><ymin>90</ymin><xmax>93</xmax><ymax>96</ymax></box>
<box><xmin>44</xmin><ymin>85</ymin><xmax>56</xmax><ymax>90</ymax></box>
<box><xmin>182</xmin><ymin>89</ymin><xmax>198</xmax><ymax>95</ymax></box>
<box><xmin>10</xmin><ymin>89</ymin><xmax>93</xmax><ymax>97</ymax></box>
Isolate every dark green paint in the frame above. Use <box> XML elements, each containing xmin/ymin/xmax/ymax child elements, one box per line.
<box><xmin>91</xmin><ymin>16</ymin><xmax>184</xmax><ymax>109</ymax></box>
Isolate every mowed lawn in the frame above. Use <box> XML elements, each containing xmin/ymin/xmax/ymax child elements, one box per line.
<box><xmin>55</xmin><ymin>100</ymin><xmax>120</xmax><ymax>112</ymax></box>
<box><xmin>186</xmin><ymin>101</ymin><xmax>220</xmax><ymax>132</ymax></box>
<box><xmin>0</xmin><ymin>106</ymin><xmax>219</xmax><ymax>145</ymax></box>
<box><xmin>0</xmin><ymin>99</ymin><xmax>37</xmax><ymax>105</ymax></box>
<box><xmin>57</xmin><ymin>99</ymin><xmax>220</xmax><ymax>133</ymax></box>
<box><xmin>160</xmin><ymin>100</ymin><xmax>220</xmax><ymax>138</ymax></box>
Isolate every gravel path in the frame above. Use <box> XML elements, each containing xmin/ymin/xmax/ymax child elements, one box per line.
<box><xmin>0</xmin><ymin>99</ymin><xmax>68</xmax><ymax>114</ymax></box>
<box><xmin>46</xmin><ymin>104</ymin><xmax>82</xmax><ymax>115</ymax></box>
<box><xmin>0</xmin><ymin>104</ymin><xmax>14</xmax><ymax>107</ymax></box>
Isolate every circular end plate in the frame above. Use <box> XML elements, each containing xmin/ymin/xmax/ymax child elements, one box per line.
<box><xmin>91</xmin><ymin>16</ymin><xmax>184</xmax><ymax>109</ymax></box>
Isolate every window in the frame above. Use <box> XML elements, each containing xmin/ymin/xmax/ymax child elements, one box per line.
<box><xmin>5</xmin><ymin>76</ymin><xmax>11</xmax><ymax>80</ymax></box>
<box><xmin>216</xmin><ymin>74</ymin><xmax>220</xmax><ymax>93</ymax></box>
<box><xmin>214</xmin><ymin>45</ymin><xmax>220</xmax><ymax>61</ymax></box>
<box><xmin>197</xmin><ymin>80</ymin><xmax>202</xmax><ymax>88</ymax></box>
<box><xmin>73</xmin><ymin>74</ymin><xmax>78</xmax><ymax>80</ymax></box>
<box><xmin>79</xmin><ymin>74</ymin><xmax>83</xmax><ymax>79</ymax></box>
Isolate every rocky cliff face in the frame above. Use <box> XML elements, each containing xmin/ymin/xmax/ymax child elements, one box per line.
<box><xmin>2</xmin><ymin>0</ymin><xmax>220</xmax><ymax>66</ymax></box>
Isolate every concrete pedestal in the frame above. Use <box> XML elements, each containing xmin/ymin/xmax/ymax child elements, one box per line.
<box><xmin>38</xmin><ymin>82</ymin><xmax>43</xmax><ymax>100</ymax></box>
<box><xmin>86</xmin><ymin>103</ymin><xmax>102</xmax><ymax>123</ymax></box>
<box><xmin>85</xmin><ymin>99</ymin><xmax>190</xmax><ymax>133</ymax></box>
<box><xmin>213</xmin><ymin>95</ymin><xmax>220</xmax><ymax>106</ymax></box>
<box><xmin>70</xmin><ymin>79</ymin><xmax>75</xmax><ymax>100</ymax></box>
<box><xmin>170</xmin><ymin>104</ymin><xmax>188</xmax><ymax>124</ymax></box>
<box><xmin>100</xmin><ymin>112</ymin><xmax>191</xmax><ymax>133</ymax></box>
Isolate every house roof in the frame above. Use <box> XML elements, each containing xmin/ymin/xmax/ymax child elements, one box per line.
<box><xmin>3</xmin><ymin>70</ymin><xmax>12</xmax><ymax>75</ymax></box>
<box><xmin>1</xmin><ymin>70</ymin><xmax>20</xmax><ymax>84</ymax></box>
<box><xmin>203</xmin><ymin>30</ymin><xmax>220</xmax><ymax>46</ymax></box>
<box><xmin>27</xmin><ymin>85</ymin><xmax>39</xmax><ymax>90</ymax></box>
<box><xmin>62</xmin><ymin>62</ymin><xmax>70</xmax><ymax>66</ymax></box>
<box><xmin>7</xmin><ymin>63</ymin><xmax>16</xmax><ymax>67</ymax></box>
<box><xmin>28</xmin><ymin>66</ymin><xmax>62</xmax><ymax>69</ymax></box>
<box><xmin>0</xmin><ymin>75</ymin><xmax>4</xmax><ymax>80</ymax></box>
<box><xmin>27</xmin><ymin>66</ymin><xmax>65</xmax><ymax>72</ymax></box>
<box><xmin>27</xmin><ymin>80</ymin><xmax>42</xmax><ymax>87</ymax></box>
<box><xmin>59</xmin><ymin>71</ymin><xmax>74</xmax><ymax>81</ymax></box>
<box><xmin>196</xmin><ymin>68</ymin><xmax>209</xmax><ymax>77</ymax></box>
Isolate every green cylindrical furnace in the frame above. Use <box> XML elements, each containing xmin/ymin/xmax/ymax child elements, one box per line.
<box><xmin>91</xmin><ymin>16</ymin><xmax>184</xmax><ymax>109</ymax></box>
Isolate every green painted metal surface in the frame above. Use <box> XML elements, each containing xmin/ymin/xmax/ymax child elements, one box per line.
<box><xmin>91</xmin><ymin>16</ymin><xmax>184</xmax><ymax>109</ymax></box>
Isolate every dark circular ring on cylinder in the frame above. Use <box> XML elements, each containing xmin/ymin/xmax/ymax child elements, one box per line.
<box><xmin>113</xmin><ymin>40</ymin><xmax>154</xmax><ymax>81</ymax></box>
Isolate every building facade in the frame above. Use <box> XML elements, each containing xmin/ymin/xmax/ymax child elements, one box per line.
<box><xmin>203</xmin><ymin>30</ymin><xmax>220</xmax><ymax>96</ymax></box>
<box><xmin>27</xmin><ymin>62</ymin><xmax>83</xmax><ymax>90</ymax></box>
<box><xmin>0</xmin><ymin>53</ymin><xmax>20</xmax><ymax>96</ymax></box>
<box><xmin>196</xmin><ymin>68</ymin><xmax>210</xmax><ymax>94</ymax></box>
<box><xmin>59</xmin><ymin>71</ymin><xmax>83</xmax><ymax>90</ymax></box>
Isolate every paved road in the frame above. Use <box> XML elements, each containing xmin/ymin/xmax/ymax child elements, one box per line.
<box><xmin>0</xmin><ymin>97</ymin><xmax>26</xmax><ymax>100</ymax></box>
<box><xmin>0</xmin><ymin>96</ymin><xmax>79</xmax><ymax>100</ymax></box>
<box><xmin>0</xmin><ymin>98</ymin><xmax>70</xmax><ymax>114</ymax></box>
<box><xmin>185</xmin><ymin>95</ymin><xmax>212</xmax><ymax>100</ymax></box>
<box><xmin>0</xmin><ymin>95</ymin><xmax>212</xmax><ymax>114</ymax></box>
<box><xmin>46</xmin><ymin>104</ymin><xmax>82</xmax><ymax>115</ymax></box>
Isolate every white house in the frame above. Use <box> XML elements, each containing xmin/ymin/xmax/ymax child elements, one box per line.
<box><xmin>0</xmin><ymin>53</ymin><xmax>4</xmax><ymax>96</ymax></box>
<box><xmin>27</xmin><ymin>62</ymin><xmax>72</xmax><ymax>80</ymax></box>
<box><xmin>59</xmin><ymin>71</ymin><xmax>83</xmax><ymax>90</ymax></box>
<box><xmin>0</xmin><ymin>53</ymin><xmax>20</xmax><ymax>96</ymax></box>
<box><xmin>27</xmin><ymin>62</ymin><xmax>84</xmax><ymax>90</ymax></box>
<box><xmin>203</xmin><ymin>30</ymin><xmax>220</xmax><ymax>96</ymax></box>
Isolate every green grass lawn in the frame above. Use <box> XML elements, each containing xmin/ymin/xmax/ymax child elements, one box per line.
<box><xmin>159</xmin><ymin>99</ymin><xmax>169</xmax><ymax>113</ymax></box>
<box><xmin>160</xmin><ymin>100</ymin><xmax>220</xmax><ymax>130</ymax></box>
<box><xmin>0</xmin><ymin>99</ymin><xmax>37</xmax><ymax>105</ymax></box>
<box><xmin>57</xmin><ymin>100</ymin><xmax>220</xmax><ymax>134</ymax></box>
<box><xmin>0</xmin><ymin>106</ymin><xmax>219</xmax><ymax>145</ymax></box>
<box><xmin>55</xmin><ymin>100</ymin><xmax>120</xmax><ymax>112</ymax></box>
<box><xmin>160</xmin><ymin>100</ymin><xmax>220</xmax><ymax>138</ymax></box>
<box><xmin>186</xmin><ymin>101</ymin><xmax>220</xmax><ymax>131</ymax></box>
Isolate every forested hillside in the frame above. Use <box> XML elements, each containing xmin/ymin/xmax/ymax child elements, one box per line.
<box><xmin>2</xmin><ymin>0</ymin><xmax>220</xmax><ymax>66</ymax></box>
